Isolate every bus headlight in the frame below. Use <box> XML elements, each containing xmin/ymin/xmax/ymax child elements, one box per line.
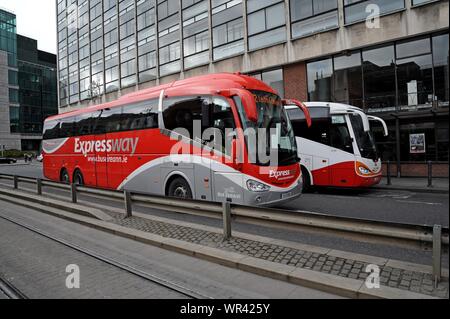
<box><xmin>247</xmin><ymin>180</ymin><xmax>271</xmax><ymax>192</ymax></box>
<box><xmin>358</xmin><ymin>166</ymin><xmax>371</xmax><ymax>175</ymax></box>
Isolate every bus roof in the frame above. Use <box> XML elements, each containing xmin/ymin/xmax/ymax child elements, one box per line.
<box><xmin>285</xmin><ymin>102</ymin><xmax>364</xmax><ymax>115</ymax></box>
<box><xmin>47</xmin><ymin>73</ymin><xmax>277</xmax><ymax>122</ymax></box>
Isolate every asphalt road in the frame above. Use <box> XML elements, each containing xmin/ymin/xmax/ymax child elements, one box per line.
<box><xmin>1</xmin><ymin>162</ymin><xmax>448</xmax><ymax>226</ymax></box>
<box><xmin>0</xmin><ymin>162</ymin><xmax>448</xmax><ymax>266</ymax></box>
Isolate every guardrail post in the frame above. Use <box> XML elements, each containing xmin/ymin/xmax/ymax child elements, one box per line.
<box><xmin>13</xmin><ymin>176</ymin><xmax>18</xmax><ymax>189</ymax></box>
<box><xmin>386</xmin><ymin>161</ymin><xmax>392</xmax><ymax>186</ymax></box>
<box><xmin>433</xmin><ymin>225</ymin><xmax>442</xmax><ymax>287</ymax></box>
<box><xmin>124</xmin><ymin>190</ymin><xmax>132</xmax><ymax>218</ymax></box>
<box><xmin>37</xmin><ymin>178</ymin><xmax>42</xmax><ymax>195</ymax></box>
<box><xmin>428</xmin><ymin>161</ymin><xmax>433</xmax><ymax>188</ymax></box>
<box><xmin>71</xmin><ymin>183</ymin><xmax>77</xmax><ymax>204</ymax></box>
<box><xmin>222</xmin><ymin>201</ymin><xmax>232</xmax><ymax>241</ymax></box>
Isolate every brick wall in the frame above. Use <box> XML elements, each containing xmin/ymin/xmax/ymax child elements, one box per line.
<box><xmin>382</xmin><ymin>163</ymin><xmax>449</xmax><ymax>178</ymax></box>
<box><xmin>283</xmin><ymin>62</ymin><xmax>307</xmax><ymax>101</ymax></box>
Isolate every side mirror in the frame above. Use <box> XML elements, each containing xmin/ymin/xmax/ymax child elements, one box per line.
<box><xmin>219</xmin><ymin>89</ymin><xmax>258</xmax><ymax>123</ymax></box>
<box><xmin>282</xmin><ymin>99</ymin><xmax>312</xmax><ymax>128</ymax></box>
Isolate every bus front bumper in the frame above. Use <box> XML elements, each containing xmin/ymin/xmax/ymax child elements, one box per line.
<box><xmin>244</xmin><ymin>180</ymin><xmax>303</xmax><ymax>207</ymax></box>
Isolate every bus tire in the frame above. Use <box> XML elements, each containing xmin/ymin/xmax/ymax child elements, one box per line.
<box><xmin>60</xmin><ymin>168</ymin><xmax>70</xmax><ymax>184</ymax></box>
<box><xmin>73</xmin><ymin>170</ymin><xmax>84</xmax><ymax>186</ymax></box>
<box><xmin>301</xmin><ymin>166</ymin><xmax>312</xmax><ymax>193</ymax></box>
<box><xmin>167</xmin><ymin>177</ymin><xmax>193</xmax><ymax>199</ymax></box>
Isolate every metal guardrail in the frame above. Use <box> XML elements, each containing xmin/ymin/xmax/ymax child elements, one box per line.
<box><xmin>0</xmin><ymin>173</ymin><xmax>448</xmax><ymax>285</ymax></box>
<box><xmin>385</xmin><ymin>161</ymin><xmax>448</xmax><ymax>187</ymax></box>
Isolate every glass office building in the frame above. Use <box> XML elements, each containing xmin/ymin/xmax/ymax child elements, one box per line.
<box><xmin>56</xmin><ymin>0</ymin><xmax>449</xmax><ymax>172</ymax></box>
<box><xmin>0</xmin><ymin>9</ymin><xmax>58</xmax><ymax>152</ymax></box>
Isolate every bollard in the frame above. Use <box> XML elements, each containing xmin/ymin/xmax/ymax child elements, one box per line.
<box><xmin>386</xmin><ymin>161</ymin><xmax>392</xmax><ymax>186</ymax></box>
<box><xmin>13</xmin><ymin>176</ymin><xmax>18</xmax><ymax>189</ymax></box>
<box><xmin>71</xmin><ymin>183</ymin><xmax>77</xmax><ymax>204</ymax></box>
<box><xmin>432</xmin><ymin>225</ymin><xmax>442</xmax><ymax>287</ymax></box>
<box><xmin>124</xmin><ymin>190</ymin><xmax>132</xmax><ymax>218</ymax></box>
<box><xmin>222</xmin><ymin>201</ymin><xmax>232</xmax><ymax>241</ymax></box>
<box><xmin>37</xmin><ymin>178</ymin><xmax>42</xmax><ymax>195</ymax></box>
<box><xmin>428</xmin><ymin>161</ymin><xmax>433</xmax><ymax>188</ymax></box>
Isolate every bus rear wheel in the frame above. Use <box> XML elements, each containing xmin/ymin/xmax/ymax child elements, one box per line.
<box><xmin>167</xmin><ymin>177</ymin><xmax>193</xmax><ymax>200</ymax></box>
<box><xmin>73</xmin><ymin>170</ymin><xmax>84</xmax><ymax>186</ymax></box>
<box><xmin>60</xmin><ymin>169</ymin><xmax>70</xmax><ymax>184</ymax></box>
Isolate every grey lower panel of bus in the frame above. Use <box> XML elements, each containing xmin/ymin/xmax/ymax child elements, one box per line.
<box><xmin>120</xmin><ymin>160</ymin><xmax>302</xmax><ymax>207</ymax></box>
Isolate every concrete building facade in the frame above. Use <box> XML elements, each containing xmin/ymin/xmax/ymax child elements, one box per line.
<box><xmin>56</xmin><ymin>0</ymin><xmax>449</xmax><ymax>174</ymax></box>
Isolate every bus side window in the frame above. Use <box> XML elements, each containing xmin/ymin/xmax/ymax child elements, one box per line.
<box><xmin>76</xmin><ymin>113</ymin><xmax>93</xmax><ymax>136</ymax></box>
<box><xmin>330</xmin><ymin>116</ymin><xmax>354</xmax><ymax>153</ymax></box>
<box><xmin>43</xmin><ymin>120</ymin><xmax>61</xmax><ymax>140</ymax></box>
<box><xmin>163</xmin><ymin>96</ymin><xmax>208</xmax><ymax>139</ymax></box>
<box><xmin>121</xmin><ymin>100</ymin><xmax>159</xmax><ymax>131</ymax></box>
<box><xmin>59</xmin><ymin>117</ymin><xmax>76</xmax><ymax>138</ymax></box>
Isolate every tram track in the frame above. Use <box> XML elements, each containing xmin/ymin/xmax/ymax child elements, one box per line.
<box><xmin>0</xmin><ymin>214</ymin><xmax>211</xmax><ymax>300</ymax></box>
<box><xmin>0</xmin><ymin>273</ymin><xmax>27</xmax><ymax>299</ymax></box>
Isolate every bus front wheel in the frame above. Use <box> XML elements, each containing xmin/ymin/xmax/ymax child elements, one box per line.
<box><xmin>167</xmin><ymin>177</ymin><xmax>193</xmax><ymax>200</ymax></box>
<box><xmin>301</xmin><ymin>167</ymin><xmax>312</xmax><ymax>193</ymax></box>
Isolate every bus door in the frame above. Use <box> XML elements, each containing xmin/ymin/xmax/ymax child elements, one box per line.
<box><xmin>328</xmin><ymin>114</ymin><xmax>356</xmax><ymax>186</ymax></box>
<box><xmin>209</xmin><ymin>97</ymin><xmax>244</xmax><ymax>204</ymax></box>
<box><xmin>161</xmin><ymin>96</ymin><xmax>202</xmax><ymax>199</ymax></box>
<box><xmin>92</xmin><ymin>110</ymin><xmax>109</xmax><ymax>188</ymax></box>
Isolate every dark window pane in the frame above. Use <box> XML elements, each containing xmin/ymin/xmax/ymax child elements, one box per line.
<box><xmin>433</xmin><ymin>34</ymin><xmax>449</xmax><ymax>107</ymax></box>
<box><xmin>333</xmin><ymin>52</ymin><xmax>363</xmax><ymax>107</ymax></box>
<box><xmin>362</xmin><ymin>45</ymin><xmax>396</xmax><ymax>111</ymax></box>
<box><xmin>121</xmin><ymin>101</ymin><xmax>159</xmax><ymax>131</ymax></box>
<box><xmin>307</xmin><ymin>58</ymin><xmax>333</xmax><ymax>101</ymax></box>
<box><xmin>397</xmin><ymin>54</ymin><xmax>433</xmax><ymax>110</ymax></box>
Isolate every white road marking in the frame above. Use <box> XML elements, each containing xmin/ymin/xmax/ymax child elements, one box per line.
<box><xmin>396</xmin><ymin>200</ymin><xmax>443</xmax><ymax>206</ymax></box>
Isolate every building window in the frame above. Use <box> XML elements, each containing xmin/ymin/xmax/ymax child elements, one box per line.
<box><xmin>396</xmin><ymin>38</ymin><xmax>433</xmax><ymax>111</ymax></box>
<box><xmin>344</xmin><ymin>0</ymin><xmax>405</xmax><ymax>25</ymax></box>
<box><xmin>8</xmin><ymin>70</ymin><xmax>18</xmax><ymax>86</ymax></box>
<box><xmin>362</xmin><ymin>45</ymin><xmax>396</xmax><ymax>112</ymax></box>
<box><xmin>411</xmin><ymin>0</ymin><xmax>441</xmax><ymax>6</ymax></box>
<box><xmin>121</xmin><ymin>59</ymin><xmax>136</xmax><ymax>87</ymax></box>
<box><xmin>158</xmin><ymin>0</ymin><xmax>181</xmax><ymax>77</ymax></box>
<box><xmin>212</xmin><ymin>0</ymin><xmax>244</xmax><ymax>61</ymax></box>
<box><xmin>433</xmin><ymin>34</ymin><xmax>449</xmax><ymax>108</ymax></box>
<box><xmin>182</xmin><ymin>0</ymin><xmax>209</xmax><ymax>69</ymax></box>
<box><xmin>9</xmin><ymin>88</ymin><xmax>19</xmax><ymax>104</ymax></box>
<box><xmin>307</xmin><ymin>58</ymin><xmax>333</xmax><ymax>102</ymax></box>
<box><xmin>247</xmin><ymin>0</ymin><xmax>286</xmax><ymax>51</ymax></box>
<box><xmin>290</xmin><ymin>0</ymin><xmax>339</xmax><ymax>39</ymax></box>
<box><xmin>333</xmin><ymin>52</ymin><xmax>363</xmax><ymax>108</ymax></box>
<box><xmin>158</xmin><ymin>0</ymin><xmax>179</xmax><ymax>20</ymax></box>
<box><xmin>138</xmin><ymin>51</ymin><xmax>157</xmax><ymax>83</ymax></box>
<box><xmin>250</xmin><ymin>69</ymin><xmax>285</xmax><ymax>98</ymax></box>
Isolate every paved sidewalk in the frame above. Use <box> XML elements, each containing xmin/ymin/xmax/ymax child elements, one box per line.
<box><xmin>375</xmin><ymin>178</ymin><xmax>449</xmax><ymax>193</ymax></box>
<box><xmin>106</xmin><ymin>211</ymin><xmax>448</xmax><ymax>298</ymax></box>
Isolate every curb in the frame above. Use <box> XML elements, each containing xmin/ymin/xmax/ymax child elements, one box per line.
<box><xmin>0</xmin><ymin>192</ymin><xmax>441</xmax><ymax>299</ymax></box>
<box><xmin>0</xmin><ymin>188</ymin><xmax>113</xmax><ymax>222</ymax></box>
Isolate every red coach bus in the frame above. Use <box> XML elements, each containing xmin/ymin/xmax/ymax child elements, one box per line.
<box><xmin>43</xmin><ymin>73</ymin><xmax>311</xmax><ymax>206</ymax></box>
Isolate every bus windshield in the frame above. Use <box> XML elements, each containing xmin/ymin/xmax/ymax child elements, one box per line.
<box><xmin>350</xmin><ymin>114</ymin><xmax>379</xmax><ymax>161</ymax></box>
<box><xmin>236</xmin><ymin>91</ymin><xmax>298</xmax><ymax>166</ymax></box>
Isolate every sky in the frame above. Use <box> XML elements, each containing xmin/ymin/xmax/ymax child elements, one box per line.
<box><xmin>0</xmin><ymin>0</ymin><xmax>57</xmax><ymax>54</ymax></box>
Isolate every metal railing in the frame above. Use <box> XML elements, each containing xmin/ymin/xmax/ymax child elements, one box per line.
<box><xmin>0</xmin><ymin>173</ymin><xmax>448</xmax><ymax>285</ymax></box>
<box><xmin>385</xmin><ymin>161</ymin><xmax>448</xmax><ymax>187</ymax></box>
